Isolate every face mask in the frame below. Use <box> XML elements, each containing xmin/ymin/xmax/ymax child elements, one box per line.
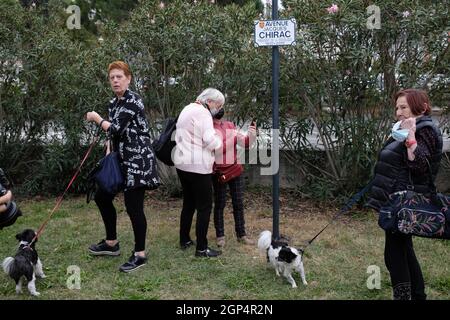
<box><xmin>209</xmin><ymin>108</ymin><xmax>219</xmax><ymax>117</ymax></box>
<box><xmin>391</xmin><ymin>121</ymin><xmax>409</xmax><ymax>142</ymax></box>
<box><xmin>204</xmin><ymin>103</ymin><xmax>218</xmax><ymax>117</ymax></box>
<box><xmin>206</xmin><ymin>103</ymin><xmax>224</xmax><ymax>118</ymax></box>
<box><xmin>213</xmin><ymin>108</ymin><xmax>224</xmax><ymax>119</ymax></box>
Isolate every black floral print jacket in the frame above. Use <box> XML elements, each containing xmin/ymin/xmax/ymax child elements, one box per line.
<box><xmin>107</xmin><ymin>89</ymin><xmax>159</xmax><ymax>190</ymax></box>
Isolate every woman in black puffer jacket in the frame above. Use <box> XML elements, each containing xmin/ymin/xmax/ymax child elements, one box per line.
<box><xmin>367</xmin><ymin>89</ymin><xmax>443</xmax><ymax>300</ymax></box>
<box><xmin>0</xmin><ymin>168</ymin><xmax>22</xmax><ymax>229</ymax></box>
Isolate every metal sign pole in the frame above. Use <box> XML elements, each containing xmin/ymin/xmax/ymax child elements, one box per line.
<box><xmin>254</xmin><ymin>2</ymin><xmax>295</xmax><ymax>241</ymax></box>
<box><xmin>271</xmin><ymin>0</ymin><xmax>280</xmax><ymax>240</ymax></box>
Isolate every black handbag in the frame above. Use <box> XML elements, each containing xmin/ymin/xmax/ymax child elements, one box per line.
<box><xmin>378</xmin><ymin>159</ymin><xmax>450</xmax><ymax>240</ymax></box>
<box><xmin>88</xmin><ymin>141</ymin><xmax>124</xmax><ymax>196</ymax></box>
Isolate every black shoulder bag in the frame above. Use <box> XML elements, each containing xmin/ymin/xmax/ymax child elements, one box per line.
<box><xmin>152</xmin><ymin>116</ymin><xmax>178</xmax><ymax>166</ymax></box>
<box><xmin>87</xmin><ymin>140</ymin><xmax>124</xmax><ymax>199</ymax></box>
<box><xmin>378</xmin><ymin>159</ymin><xmax>450</xmax><ymax>239</ymax></box>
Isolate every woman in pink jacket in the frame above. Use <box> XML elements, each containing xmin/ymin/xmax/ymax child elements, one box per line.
<box><xmin>174</xmin><ymin>88</ymin><xmax>223</xmax><ymax>258</ymax></box>
<box><xmin>212</xmin><ymin>108</ymin><xmax>256</xmax><ymax>247</ymax></box>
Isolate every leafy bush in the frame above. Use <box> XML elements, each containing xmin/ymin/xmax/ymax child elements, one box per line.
<box><xmin>0</xmin><ymin>0</ymin><xmax>112</xmax><ymax>193</ymax></box>
<box><xmin>0</xmin><ymin>0</ymin><xmax>448</xmax><ymax>199</ymax></box>
<box><xmin>279</xmin><ymin>0</ymin><xmax>449</xmax><ymax>199</ymax></box>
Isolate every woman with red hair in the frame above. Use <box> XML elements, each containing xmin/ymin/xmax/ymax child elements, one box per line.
<box><xmin>86</xmin><ymin>61</ymin><xmax>159</xmax><ymax>273</ymax></box>
<box><xmin>367</xmin><ymin>89</ymin><xmax>443</xmax><ymax>299</ymax></box>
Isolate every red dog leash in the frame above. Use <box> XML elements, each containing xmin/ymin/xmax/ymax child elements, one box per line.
<box><xmin>29</xmin><ymin>131</ymin><xmax>101</xmax><ymax>246</ymax></box>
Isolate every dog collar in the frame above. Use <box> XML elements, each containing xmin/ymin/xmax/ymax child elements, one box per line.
<box><xmin>19</xmin><ymin>241</ymin><xmax>33</xmax><ymax>250</ymax></box>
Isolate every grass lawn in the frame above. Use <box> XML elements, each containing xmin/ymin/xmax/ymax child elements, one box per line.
<box><xmin>1</xmin><ymin>189</ymin><xmax>449</xmax><ymax>300</ymax></box>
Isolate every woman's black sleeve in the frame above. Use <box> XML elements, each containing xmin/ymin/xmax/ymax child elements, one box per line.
<box><xmin>406</xmin><ymin>127</ymin><xmax>437</xmax><ymax>174</ymax></box>
<box><xmin>108</xmin><ymin>100</ymin><xmax>140</xmax><ymax>138</ymax></box>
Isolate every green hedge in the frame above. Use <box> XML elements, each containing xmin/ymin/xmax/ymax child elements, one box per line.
<box><xmin>0</xmin><ymin>0</ymin><xmax>448</xmax><ymax>198</ymax></box>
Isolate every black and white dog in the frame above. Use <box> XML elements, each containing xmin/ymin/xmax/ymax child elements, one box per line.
<box><xmin>2</xmin><ymin>229</ymin><xmax>46</xmax><ymax>296</ymax></box>
<box><xmin>258</xmin><ymin>230</ymin><xmax>307</xmax><ymax>288</ymax></box>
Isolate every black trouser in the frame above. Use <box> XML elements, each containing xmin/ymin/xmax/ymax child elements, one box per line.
<box><xmin>94</xmin><ymin>187</ymin><xmax>147</xmax><ymax>252</ymax></box>
<box><xmin>384</xmin><ymin>231</ymin><xmax>426</xmax><ymax>300</ymax></box>
<box><xmin>176</xmin><ymin>169</ymin><xmax>213</xmax><ymax>251</ymax></box>
<box><xmin>213</xmin><ymin>174</ymin><xmax>246</xmax><ymax>238</ymax></box>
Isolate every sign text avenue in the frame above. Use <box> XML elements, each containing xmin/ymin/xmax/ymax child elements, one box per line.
<box><xmin>254</xmin><ymin>18</ymin><xmax>297</xmax><ymax>47</ymax></box>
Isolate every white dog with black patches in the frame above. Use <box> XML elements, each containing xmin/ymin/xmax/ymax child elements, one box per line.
<box><xmin>2</xmin><ymin>229</ymin><xmax>46</xmax><ymax>296</ymax></box>
<box><xmin>258</xmin><ymin>230</ymin><xmax>307</xmax><ymax>288</ymax></box>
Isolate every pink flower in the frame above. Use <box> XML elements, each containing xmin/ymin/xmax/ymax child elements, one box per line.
<box><xmin>402</xmin><ymin>10</ymin><xmax>411</xmax><ymax>18</ymax></box>
<box><xmin>159</xmin><ymin>2</ymin><xmax>165</xmax><ymax>9</ymax></box>
<box><xmin>326</xmin><ymin>4</ymin><xmax>339</xmax><ymax>14</ymax></box>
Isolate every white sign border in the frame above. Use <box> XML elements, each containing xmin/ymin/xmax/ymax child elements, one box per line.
<box><xmin>253</xmin><ymin>18</ymin><xmax>297</xmax><ymax>47</ymax></box>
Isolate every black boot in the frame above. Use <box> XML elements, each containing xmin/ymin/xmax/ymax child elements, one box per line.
<box><xmin>393</xmin><ymin>282</ymin><xmax>411</xmax><ymax>300</ymax></box>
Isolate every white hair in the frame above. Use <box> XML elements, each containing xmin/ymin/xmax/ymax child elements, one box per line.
<box><xmin>196</xmin><ymin>88</ymin><xmax>225</xmax><ymax>105</ymax></box>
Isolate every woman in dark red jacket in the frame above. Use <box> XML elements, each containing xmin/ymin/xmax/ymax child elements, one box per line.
<box><xmin>212</xmin><ymin>109</ymin><xmax>256</xmax><ymax>247</ymax></box>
